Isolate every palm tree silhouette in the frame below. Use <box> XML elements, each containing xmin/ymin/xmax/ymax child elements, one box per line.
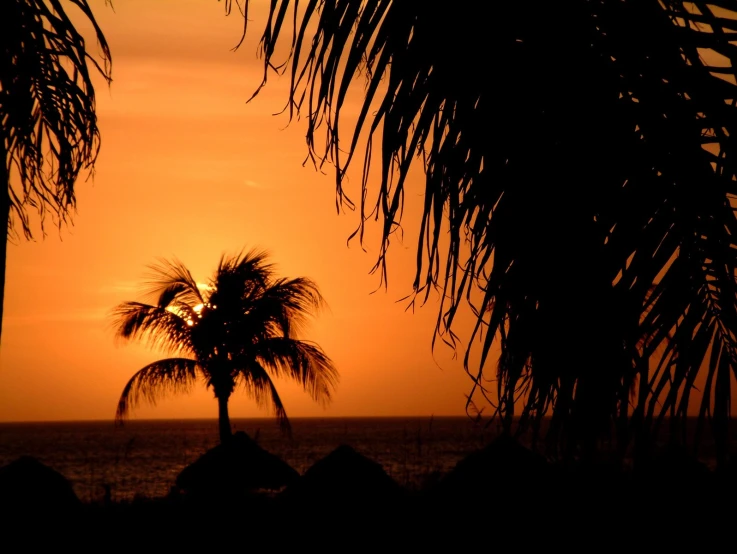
<box><xmin>231</xmin><ymin>1</ymin><xmax>737</xmax><ymax>464</ymax></box>
<box><xmin>112</xmin><ymin>249</ymin><xmax>338</xmax><ymax>444</ymax></box>
<box><xmin>1</xmin><ymin>0</ymin><xmax>112</xmax><ymax>346</ymax></box>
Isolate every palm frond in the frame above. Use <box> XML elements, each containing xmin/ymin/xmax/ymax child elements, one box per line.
<box><xmin>2</xmin><ymin>0</ymin><xmax>112</xmax><ymax>240</ymax></box>
<box><xmin>243</xmin><ymin>276</ymin><xmax>326</xmax><ymax>339</ymax></box>
<box><xmin>205</xmin><ymin>250</ymin><xmax>327</xmax><ymax>344</ymax></box>
<box><xmin>236</xmin><ymin>0</ymin><xmax>737</xmax><ymax>460</ymax></box>
<box><xmin>142</xmin><ymin>257</ymin><xmax>205</xmax><ymax>309</ymax></box>
<box><xmin>235</xmin><ymin>360</ymin><xmax>291</xmax><ymax>435</ymax></box>
<box><xmin>115</xmin><ymin>357</ymin><xmax>200</xmax><ymax>423</ymax></box>
<box><xmin>253</xmin><ymin>337</ymin><xmax>338</xmax><ymax>405</ymax></box>
<box><xmin>112</xmin><ymin>301</ymin><xmax>195</xmax><ymax>356</ymax></box>
<box><xmin>212</xmin><ymin>248</ymin><xmax>273</xmax><ymax>294</ymax></box>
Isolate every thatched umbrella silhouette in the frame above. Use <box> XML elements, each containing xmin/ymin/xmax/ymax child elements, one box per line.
<box><xmin>0</xmin><ymin>456</ymin><xmax>81</xmax><ymax>512</ymax></box>
<box><xmin>424</xmin><ymin>433</ymin><xmax>558</xmax><ymax>533</ymax></box>
<box><xmin>175</xmin><ymin>431</ymin><xmax>299</xmax><ymax>500</ymax></box>
<box><xmin>437</xmin><ymin>433</ymin><xmax>553</xmax><ymax>494</ymax></box>
<box><xmin>277</xmin><ymin>444</ymin><xmax>407</xmax><ymax>545</ymax></box>
<box><xmin>281</xmin><ymin>444</ymin><xmax>404</xmax><ymax>503</ymax></box>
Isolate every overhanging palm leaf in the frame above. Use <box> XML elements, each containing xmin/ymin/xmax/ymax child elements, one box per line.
<box><xmin>1</xmin><ymin>0</ymin><xmax>112</xmax><ymax>345</ymax></box>
<box><xmin>234</xmin><ymin>1</ymin><xmax>737</xmax><ymax>463</ymax></box>
<box><xmin>112</xmin><ymin>249</ymin><xmax>338</xmax><ymax>443</ymax></box>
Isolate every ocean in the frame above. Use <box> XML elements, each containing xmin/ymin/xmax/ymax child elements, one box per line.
<box><xmin>0</xmin><ymin>417</ymin><xmax>500</xmax><ymax>502</ymax></box>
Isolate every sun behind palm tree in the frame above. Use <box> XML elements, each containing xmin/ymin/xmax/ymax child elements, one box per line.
<box><xmin>112</xmin><ymin>249</ymin><xmax>338</xmax><ymax>443</ymax></box>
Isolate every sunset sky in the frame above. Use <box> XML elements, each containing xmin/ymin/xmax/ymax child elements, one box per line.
<box><xmin>0</xmin><ymin>0</ymin><xmax>485</xmax><ymax>422</ymax></box>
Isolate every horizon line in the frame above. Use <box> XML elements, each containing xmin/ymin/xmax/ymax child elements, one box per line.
<box><xmin>0</xmin><ymin>414</ymin><xmax>481</xmax><ymax>425</ymax></box>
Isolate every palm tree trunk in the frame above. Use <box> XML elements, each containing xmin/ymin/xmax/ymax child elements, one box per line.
<box><xmin>217</xmin><ymin>394</ymin><xmax>232</xmax><ymax>444</ymax></box>
<box><xmin>0</xmin><ymin>142</ymin><xmax>9</xmax><ymax>348</ymax></box>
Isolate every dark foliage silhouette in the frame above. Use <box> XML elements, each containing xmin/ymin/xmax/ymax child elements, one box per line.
<box><xmin>112</xmin><ymin>249</ymin><xmax>338</xmax><ymax>443</ymax></box>
<box><xmin>1</xmin><ymin>0</ymin><xmax>112</xmax><ymax>346</ymax></box>
<box><xmin>228</xmin><ymin>1</ymin><xmax>737</xmax><ymax>464</ymax></box>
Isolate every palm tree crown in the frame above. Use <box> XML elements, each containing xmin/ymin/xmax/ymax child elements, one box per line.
<box><xmin>112</xmin><ymin>249</ymin><xmax>338</xmax><ymax>443</ymax></box>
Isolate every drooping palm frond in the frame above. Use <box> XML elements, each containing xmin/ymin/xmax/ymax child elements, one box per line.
<box><xmin>253</xmin><ymin>337</ymin><xmax>338</xmax><ymax>405</ymax></box>
<box><xmin>1</xmin><ymin>0</ymin><xmax>112</xmax><ymax>345</ymax></box>
<box><xmin>115</xmin><ymin>358</ymin><xmax>201</xmax><ymax>423</ymax></box>
<box><xmin>2</xmin><ymin>0</ymin><xmax>112</xmax><ymax>239</ymax></box>
<box><xmin>235</xmin><ymin>359</ymin><xmax>291</xmax><ymax>435</ymax></box>
<box><xmin>236</xmin><ymin>0</ymin><xmax>737</xmax><ymax>461</ymax></box>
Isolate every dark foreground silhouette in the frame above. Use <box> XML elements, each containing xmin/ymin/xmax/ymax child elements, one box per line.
<box><xmin>2</xmin><ymin>433</ymin><xmax>736</xmax><ymax>549</ymax></box>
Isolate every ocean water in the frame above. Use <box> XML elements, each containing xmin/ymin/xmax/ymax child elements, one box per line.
<box><xmin>0</xmin><ymin>417</ymin><xmax>500</xmax><ymax>502</ymax></box>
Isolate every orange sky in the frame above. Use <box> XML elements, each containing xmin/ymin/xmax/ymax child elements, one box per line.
<box><xmin>5</xmin><ymin>1</ymin><xmax>731</xmax><ymax>424</ymax></box>
<box><xmin>0</xmin><ymin>0</ymin><xmax>484</xmax><ymax>422</ymax></box>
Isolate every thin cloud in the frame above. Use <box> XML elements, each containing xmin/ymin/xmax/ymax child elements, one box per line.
<box><xmin>98</xmin><ymin>281</ymin><xmax>141</xmax><ymax>295</ymax></box>
<box><xmin>4</xmin><ymin>308</ymin><xmax>108</xmax><ymax>327</ymax></box>
<box><xmin>243</xmin><ymin>179</ymin><xmax>267</xmax><ymax>189</ymax></box>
